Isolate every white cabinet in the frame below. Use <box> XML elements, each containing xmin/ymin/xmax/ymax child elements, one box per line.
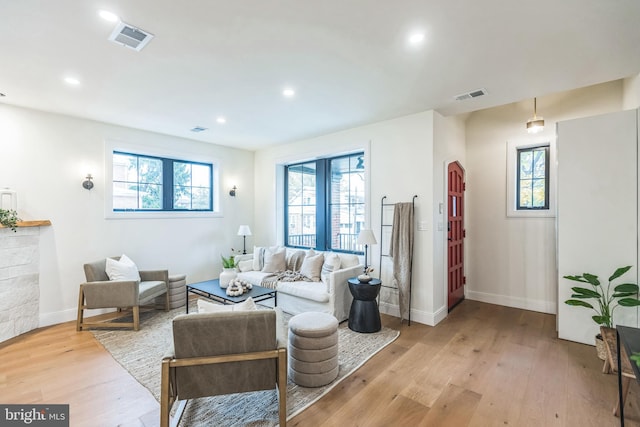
<box><xmin>557</xmin><ymin>109</ymin><xmax>639</xmax><ymax>345</ymax></box>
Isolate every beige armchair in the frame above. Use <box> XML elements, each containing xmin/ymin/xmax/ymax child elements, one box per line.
<box><xmin>160</xmin><ymin>309</ymin><xmax>287</xmax><ymax>427</ymax></box>
<box><xmin>76</xmin><ymin>257</ymin><xmax>169</xmax><ymax>331</ymax></box>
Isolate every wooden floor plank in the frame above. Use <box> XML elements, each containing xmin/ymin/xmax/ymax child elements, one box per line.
<box><xmin>3</xmin><ymin>300</ymin><xmax>640</xmax><ymax>426</ymax></box>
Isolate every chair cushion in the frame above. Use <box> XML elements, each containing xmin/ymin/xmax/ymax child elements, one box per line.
<box><xmin>139</xmin><ymin>280</ymin><xmax>166</xmax><ymax>301</ymax></box>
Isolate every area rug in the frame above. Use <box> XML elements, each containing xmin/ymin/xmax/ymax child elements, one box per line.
<box><xmin>91</xmin><ymin>305</ymin><xmax>399</xmax><ymax>426</ymax></box>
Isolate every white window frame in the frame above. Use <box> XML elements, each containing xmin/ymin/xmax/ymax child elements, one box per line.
<box><xmin>104</xmin><ymin>139</ymin><xmax>222</xmax><ymax>219</ymax></box>
<box><xmin>506</xmin><ymin>138</ymin><xmax>556</xmax><ymax>218</ymax></box>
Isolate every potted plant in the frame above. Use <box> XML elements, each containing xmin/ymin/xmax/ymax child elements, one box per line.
<box><xmin>0</xmin><ymin>208</ymin><xmax>20</xmax><ymax>232</ymax></box>
<box><xmin>564</xmin><ymin>265</ymin><xmax>640</xmax><ymax>359</ymax></box>
<box><xmin>219</xmin><ymin>254</ymin><xmax>237</xmax><ymax>289</ymax></box>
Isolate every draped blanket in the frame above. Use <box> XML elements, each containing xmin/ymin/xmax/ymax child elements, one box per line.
<box><xmin>261</xmin><ymin>270</ymin><xmax>313</xmax><ymax>289</ymax></box>
<box><xmin>389</xmin><ymin>202</ymin><xmax>414</xmax><ymax>321</ymax></box>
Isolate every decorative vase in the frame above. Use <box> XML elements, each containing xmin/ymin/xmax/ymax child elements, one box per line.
<box><xmin>357</xmin><ymin>274</ymin><xmax>372</xmax><ymax>283</ymax></box>
<box><xmin>219</xmin><ymin>268</ymin><xmax>237</xmax><ymax>288</ymax></box>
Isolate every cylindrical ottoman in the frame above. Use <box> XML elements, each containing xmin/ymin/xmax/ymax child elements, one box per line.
<box><xmin>155</xmin><ymin>274</ymin><xmax>187</xmax><ymax>309</ymax></box>
<box><xmin>288</xmin><ymin>312</ymin><xmax>339</xmax><ymax>387</ymax></box>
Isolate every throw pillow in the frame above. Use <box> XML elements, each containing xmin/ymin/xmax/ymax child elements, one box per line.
<box><xmin>105</xmin><ymin>254</ymin><xmax>141</xmax><ymax>281</ymax></box>
<box><xmin>262</xmin><ymin>247</ymin><xmax>287</xmax><ymax>273</ymax></box>
<box><xmin>321</xmin><ymin>252</ymin><xmax>342</xmax><ymax>283</ymax></box>
<box><xmin>237</xmin><ymin>259</ymin><xmax>254</xmax><ymax>272</ymax></box>
<box><xmin>287</xmin><ymin>250</ymin><xmax>306</xmax><ymax>272</ymax></box>
<box><xmin>197</xmin><ymin>297</ymin><xmax>257</xmax><ymax>313</ymax></box>
<box><xmin>300</xmin><ymin>252</ymin><xmax>324</xmax><ymax>282</ymax></box>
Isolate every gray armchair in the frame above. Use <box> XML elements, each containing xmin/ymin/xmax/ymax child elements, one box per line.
<box><xmin>76</xmin><ymin>257</ymin><xmax>169</xmax><ymax>331</ymax></box>
<box><xmin>160</xmin><ymin>309</ymin><xmax>287</xmax><ymax>427</ymax></box>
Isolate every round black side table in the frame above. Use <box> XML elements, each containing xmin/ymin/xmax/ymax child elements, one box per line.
<box><xmin>347</xmin><ymin>278</ymin><xmax>382</xmax><ymax>333</ymax></box>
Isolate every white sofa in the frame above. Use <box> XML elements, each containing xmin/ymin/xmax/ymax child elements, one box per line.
<box><xmin>235</xmin><ymin>247</ymin><xmax>363</xmax><ymax>322</ymax></box>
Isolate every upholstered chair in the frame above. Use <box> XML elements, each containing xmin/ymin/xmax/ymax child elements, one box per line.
<box><xmin>160</xmin><ymin>308</ymin><xmax>287</xmax><ymax>427</ymax></box>
<box><xmin>76</xmin><ymin>257</ymin><xmax>169</xmax><ymax>331</ymax></box>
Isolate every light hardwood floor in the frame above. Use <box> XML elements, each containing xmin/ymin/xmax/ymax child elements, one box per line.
<box><xmin>1</xmin><ymin>300</ymin><xmax>639</xmax><ymax>426</ymax></box>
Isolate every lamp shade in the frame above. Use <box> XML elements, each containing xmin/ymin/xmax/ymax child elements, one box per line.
<box><xmin>357</xmin><ymin>229</ymin><xmax>377</xmax><ymax>246</ymax></box>
<box><xmin>237</xmin><ymin>225</ymin><xmax>252</xmax><ymax>236</ymax></box>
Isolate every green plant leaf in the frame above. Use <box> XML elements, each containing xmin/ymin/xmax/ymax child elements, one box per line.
<box><xmin>614</xmin><ymin>283</ymin><xmax>639</xmax><ymax>293</ymax></box>
<box><xmin>571</xmin><ymin>294</ymin><xmax>595</xmax><ymax>299</ymax></box>
<box><xmin>570</xmin><ymin>287</ymin><xmax>601</xmax><ymax>298</ymax></box>
<box><xmin>565</xmin><ymin>299</ymin><xmax>594</xmax><ymax>309</ymax></box>
<box><xmin>563</xmin><ymin>275</ymin><xmax>588</xmax><ymax>283</ymax></box>
<box><xmin>613</xmin><ymin>292</ymin><xmax>636</xmax><ymax>298</ymax></box>
<box><xmin>609</xmin><ymin>266</ymin><xmax>632</xmax><ymax>282</ymax></box>
<box><xmin>631</xmin><ymin>352</ymin><xmax>640</xmax><ymax>367</ymax></box>
<box><xmin>618</xmin><ymin>298</ymin><xmax>640</xmax><ymax>307</ymax></box>
<box><xmin>582</xmin><ymin>273</ymin><xmax>601</xmax><ymax>287</ymax></box>
<box><xmin>592</xmin><ymin>315</ymin><xmax>610</xmax><ymax>326</ymax></box>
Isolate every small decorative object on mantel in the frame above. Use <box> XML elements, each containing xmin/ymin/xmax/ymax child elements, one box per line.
<box><xmin>0</xmin><ymin>208</ymin><xmax>21</xmax><ymax>232</ymax></box>
<box><xmin>225</xmin><ymin>278</ymin><xmax>252</xmax><ymax>296</ymax></box>
<box><xmin>0</xmin><ymin>188</ymin><xmax>17</xmax><ymax>211</ymax></box>
<box><xmin>357</xmin><ymin>267</ymin><xmax>375</xmax><ymax>283</ymax></box>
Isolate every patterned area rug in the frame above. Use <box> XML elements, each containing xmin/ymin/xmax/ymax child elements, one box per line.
<box><xmin>91</xmin><ymin>304</ymin><xmax>399</xmax><ymax>426</ymax></box>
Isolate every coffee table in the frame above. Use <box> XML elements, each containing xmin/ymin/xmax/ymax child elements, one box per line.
<box><xmin>185</xmin><ymin>279</ymin><xmax>277</xmax><ymax>313</ymax></box>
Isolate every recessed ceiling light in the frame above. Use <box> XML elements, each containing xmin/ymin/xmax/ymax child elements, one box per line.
<box><xmin>216</xmin><ymin>116</ymin><xmax>227</xmax><ymax>124</ymax></box>
<box><xmin>282</xmin><ymin>88</ymin><xmax>296</xmax><ymax>98</ymax></box>
<box><xmin>408</xmin><ymin>32</ymin><xmax>425</xmax><ymax>45</ymax></box>
<box><xmin>64</xmin><ymin>77</ymin><xmax>81</xmax><ymax>86</ymax></box>
<box><xmin>98</xmin><ymin>10</ymin><xmax>119</xmax><ymax>22</ymax></box>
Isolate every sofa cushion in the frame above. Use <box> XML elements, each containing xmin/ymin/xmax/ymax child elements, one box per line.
<box><xmin>300</xmin><ymin>253</ymin><xmax>324</xmax><ymax>282</ymax></box>
<box><xmin>237</xmin><ymin>259</ymin><xmax>253</xmax><ymax>272</ymax></box>
<box><xmin>338</xmin><ymin>253</ymin><xmax>360</xmax><ymax>268</ymax></box>
<box><xmin>277</xmin><ymin>281</ymin><xmax>329</xmax><ymax>303</ymax></box>
<box><xmin>262</xmin><ymin>247</ymin><xmax>286</xmax><ymax>273</ymax></box>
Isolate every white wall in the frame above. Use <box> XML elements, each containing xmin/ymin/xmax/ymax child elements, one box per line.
<box><xmin>623</xmin><ymin>72</ymin><xmax>640</xmax><ymax>109</ymax></box>
<box><xmin>465</xmin><ymin>81</ymin><xmax>624</xmax><ymax>315</ymax></box>
<box><xmin>557</xmin><ymin>109</ymin><xmax>638</xmax><ymax>345</ymax></box>
<box><xmin>0</xmin><ymin>104</ymin><xmax>254</xmax><ymax>326</ymax></box>
<box><xmin>254</xmin><ymin>111</ymin><xmax>441</xmax><ymax>325</ymax></box>
<box><xmin>433</xmin><ymin>112</ymin><xmax>467</xmax><ymax>321</ymax></box>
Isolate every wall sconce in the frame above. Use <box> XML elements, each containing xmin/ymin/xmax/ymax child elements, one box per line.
<box><xmin>82</xmin><ymin>174</ymin><xmax>94</xmax><ymax>190</ymax></box>
<box><xmin>229</xmin><ymin>185</ymin><xmax>237</xmax><ymax>197</ymax></box>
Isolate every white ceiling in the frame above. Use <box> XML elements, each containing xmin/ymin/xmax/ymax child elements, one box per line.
<box><xmin>2</xmin><ymin>0</ymin><xmax>640</xmax><ymax>150</ymax></box>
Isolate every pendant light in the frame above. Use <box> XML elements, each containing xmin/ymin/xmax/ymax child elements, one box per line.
<box><xmin>526</xmin><ymin>97</ymin><xmax>545</xmax><ymax>134</ymax></box>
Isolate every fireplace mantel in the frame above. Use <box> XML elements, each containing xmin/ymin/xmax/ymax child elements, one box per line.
<box><xmin>0</xmin><ymin>220</ymin><xmax>51</xmax><ymax>228</ymax></box>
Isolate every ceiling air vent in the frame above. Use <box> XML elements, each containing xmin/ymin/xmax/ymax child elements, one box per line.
<box><xmin>108</xmin><ymin>21</ymin><xmax>154</xmax><ymax>51</ymax></box>
<box><xmin>190</xmin><ymin>126</ymin><xmax>208</xmax><ymax>133</ymax></box>
<box><xmin>454</xmin><ymin>88</ymin><xmax>488</xmax><ymax>101</ymax></box>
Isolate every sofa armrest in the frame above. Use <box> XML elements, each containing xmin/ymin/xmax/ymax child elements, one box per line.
<box><xmin>328</xmin><ymin>264</ymin><xmax>364</xmax><ymax>294</ymax></box>
<box><xmin>81</xmin><ymin>280</ymin><xmax>139</xmax><ymax>308</ymax></box>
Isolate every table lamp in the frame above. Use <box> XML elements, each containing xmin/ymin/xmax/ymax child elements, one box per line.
<box><xmin>237</xmin><ymin>225</ymin><xmax>252</xmax><ymax>254</ymax></box>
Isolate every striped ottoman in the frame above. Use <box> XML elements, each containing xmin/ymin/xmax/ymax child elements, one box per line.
<box><xmin>155</xmin><ymin>274</ymin><xmax>187</xmax><ymax>309</ymax></box>
<box><xmin>288</xmin><ymin>312</ymin><xmax>339</xmax><ymax>387</ymax></box>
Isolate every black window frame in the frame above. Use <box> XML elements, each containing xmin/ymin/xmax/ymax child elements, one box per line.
<box><xmin>284</xmin><ymin>152</ymin><xmax>365</xmax><ymax>254</ymax></box>
<box><xmin>516</xmin><ymin>145</ymin><xmax>549</xmax><ymax>210</ymax></box>
<box><xmin>112</xmin><ymin>150</ymin><xmax>214</xmax><ymax>212</ymax></box>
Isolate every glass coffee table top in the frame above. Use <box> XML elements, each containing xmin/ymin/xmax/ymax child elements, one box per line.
<box><xmin>185</xmin><ymin>279</ymin><xmax>277</xmax><ymax>313</ymax></box>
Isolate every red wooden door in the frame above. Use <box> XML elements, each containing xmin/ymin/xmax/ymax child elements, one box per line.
<box><xmin>448</xmin><ymin>161</ymin><xmax>465</xmax><ymax>310</ymax></box>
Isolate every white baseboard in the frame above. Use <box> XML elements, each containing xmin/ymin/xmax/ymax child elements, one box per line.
<box><xmin>379</xmin><ymin>302</ymin><xmax>447</xmax><ymax>326</ymax></box>
<box><xmin>466</xmin><ymin>290</ymin><xmax>557</xmax><ymax>314</ymax></box>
